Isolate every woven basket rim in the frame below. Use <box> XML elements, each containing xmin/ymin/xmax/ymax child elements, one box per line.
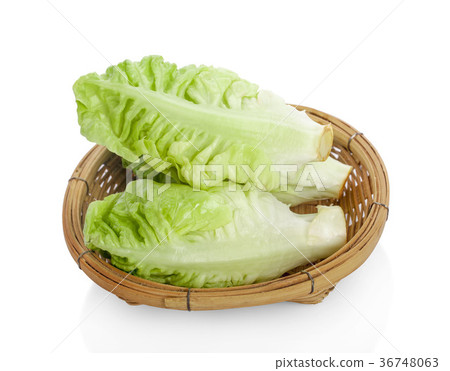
<box><xmin>63</xmin><ymin>105</ymin><xmax>389</xmax><ymax>310</ymax></box>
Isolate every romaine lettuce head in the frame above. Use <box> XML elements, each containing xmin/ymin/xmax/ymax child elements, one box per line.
<box><xmin>84</xmin><ymin>180</ymin><xmax>347</xmax><ymax>288</ymax></box>
<box><xmin>74</xmin><ymin>56</ymin><xmax>333</xmax><ymax>192</ymax></box>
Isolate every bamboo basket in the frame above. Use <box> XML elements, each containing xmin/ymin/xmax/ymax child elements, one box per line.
<box><xmin>63</xmin><ymin>105</ymin><xmax>389</xmax><ymax>311</ymax></box>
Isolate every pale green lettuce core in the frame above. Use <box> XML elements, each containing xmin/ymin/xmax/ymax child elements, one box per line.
<box><xmin>74</xmin><ymin>55</ymin><xmax>333</xmax><ymax>192</ymax></box>
<box><xmin>84</xmin><ymin>180</ymin><xmax>347</xmax><ymax>288</ymax></box>
<box><xmin>272</xmin><ymin>157</ymin><xmax>353</xmax><ymax>206</ymax></box>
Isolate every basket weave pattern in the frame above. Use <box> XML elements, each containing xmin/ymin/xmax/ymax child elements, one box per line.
<box><xmin>63</xmin><ymin>106</ymin><xmax>389</xmax><ymax>310</ymax></box>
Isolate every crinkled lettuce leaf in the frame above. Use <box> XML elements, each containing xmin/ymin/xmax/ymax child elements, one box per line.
<box><xmin>74</xmin><ymin>55</ymin><xmax>333</xmax><ymax>192</ymax></box>
<box><xmin>84</xmin><ymin>179</ymin><xmax>347</xmax><ymax>288</ymax></box>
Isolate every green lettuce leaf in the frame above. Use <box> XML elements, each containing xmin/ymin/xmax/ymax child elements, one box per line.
<box><xmin>84</xmin><ymin>179</ymin><xmax>347</xmax><ymax>288</ymax></box>
<box><xmin>74</xmin><ymin>55</ymin><xmax>332</xmax><ymax>192</ymax></box>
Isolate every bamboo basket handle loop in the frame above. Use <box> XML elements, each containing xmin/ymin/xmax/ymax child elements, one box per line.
<box><xmin>77</xmin><ymin>249</ymin><xmax>94</xmax><ymax>269</ymax></box>
<box><xmin>347</xmin><ymin>132</ymin><xmax>364</xmax><ymax>155</ymax></box>
<box><xmin>369</xmin><ymin>202</ymin><xmax>389</xmax><ymax>221</ymax></box>
<box><xmin>68</xmin><ymin>176</ymin><xmax>90</xmax><ymax>196</ymax></box>
<box><xmin>301</xmin><ymin>270</ymin><xmax>315</xmax><ymax>294</ymax></box>
<box><xmin>186</xmin><ymin>288</ymin><xmax>192</xmax><ymax>311</ymax></box>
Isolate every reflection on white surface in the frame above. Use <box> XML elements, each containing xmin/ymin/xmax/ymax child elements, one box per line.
<box><xmin>80</xmin><ymin>246</ymin><xmax>392</xmax><ymax>353</ymax></box>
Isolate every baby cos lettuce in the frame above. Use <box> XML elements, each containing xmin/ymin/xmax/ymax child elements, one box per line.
<box><xmin>76</xmin><ymin>56</ymin><xmax>351</xmax><ymax>289</ymax></box>
<box><xmin>84</xmin><ymin>180</ymin><xmax>347</xmax><ymax>288</ymax></box>
<box><xmin>74</xmin><ymin>55</ymin><xmax>333</xmax><ymax>193</ymax></box>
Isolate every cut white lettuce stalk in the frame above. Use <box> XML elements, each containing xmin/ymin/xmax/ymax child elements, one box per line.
<box><xmin>74</xmin><ymin>56</ymin><xmax>332</xmax><ymax>192</ymax></box>
<box><xmin>273</xmin><ymin>157</ymin><xmax>353</xmax><ymax>206</ymax></box>
<box><xmin>84</xmin><ymin>179</ymin><xmax>347</xmax><ymax>288</ymax></box>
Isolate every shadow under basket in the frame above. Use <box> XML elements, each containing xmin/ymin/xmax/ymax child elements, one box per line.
<box><xmin>63</xmin><ymin>105</ymin><xmax>389</xmax><ymax>311</ymax></box>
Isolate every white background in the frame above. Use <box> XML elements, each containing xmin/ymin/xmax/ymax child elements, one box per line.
<box><xmin>1</xmin><ymin>0</ymin><xmax>449</xmax><ymax>369</ymax></box>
